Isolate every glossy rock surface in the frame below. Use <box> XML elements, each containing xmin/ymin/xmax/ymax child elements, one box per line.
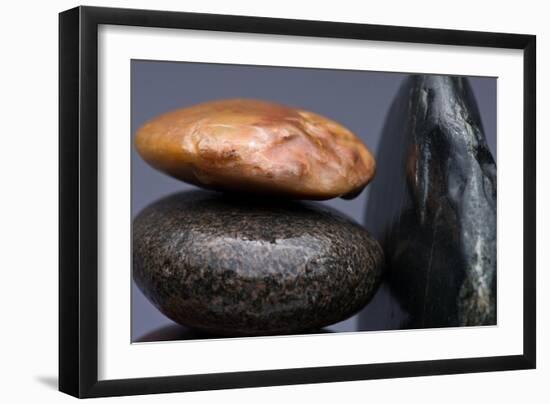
<box><xmin>135</xmin><ymin>99</ymin><xmax>376</xmax><ymax>200</ymax></box>
<box><xmin>133</xmin><ymin>191</ymin><xmax>384</xmax><ymax>336</ymax></box>
<box><xmin>365</xmin><ymin>75</ymin><xmax>497</xmax><ymax>327</ymax></box>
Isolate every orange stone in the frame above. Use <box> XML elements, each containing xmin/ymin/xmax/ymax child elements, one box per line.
<box><xmin>135</xmin><ymin>99</ymin><xmax>376</xmax><ymax>200</ymax></box>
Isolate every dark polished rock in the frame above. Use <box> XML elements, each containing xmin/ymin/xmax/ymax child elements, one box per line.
<box><xmin>133</xmin><ymin>191</ymin><xmax>384</xmax><ymax>336</ymax></box>
<box><xmin>365</xmin><ymin>75</ymin><xmax>496</xmax><ymax>328</ymax></box>
<box><xmin>134</xmin><ymin>324</ymin><xmax>335</xmax><ymax>343</ymax></box>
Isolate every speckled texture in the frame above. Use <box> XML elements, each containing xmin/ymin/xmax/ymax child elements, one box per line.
<box><xmin>365</xmin><ymin>75</ymin><xmax>496</xmax><ymax>328</ymax></box>
<box><xmin>133</xmin><ymin>191</ymin><xmax>384</xmax><ymax>336</ymax></box>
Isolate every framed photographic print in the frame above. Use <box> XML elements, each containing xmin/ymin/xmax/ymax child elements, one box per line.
<box><xmin>59</xmin><ymin>5</ymin><xmax>536</xmax><ymax>398</ymax></box>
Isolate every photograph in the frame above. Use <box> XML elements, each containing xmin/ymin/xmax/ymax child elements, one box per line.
<box><xmin>55</xmin><ymin>4</ymin><xmax>537</xmax><ymax>399</ymax></box>
<box><xmin>130</xmin><ymin>60</ymin><xmax>497</xmax><ymax>343</ymax></box>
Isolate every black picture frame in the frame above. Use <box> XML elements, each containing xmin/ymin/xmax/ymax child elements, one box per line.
<box><xmin>59</xmin><ymin>5</ymin><xmax>536</xmax><ymax>398</ymax></box>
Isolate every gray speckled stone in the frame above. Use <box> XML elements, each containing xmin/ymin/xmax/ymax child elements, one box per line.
<box><xmin>133</xmin><ymin>191</ymin><xmax>384</xmax><ymax>336</ymax></box>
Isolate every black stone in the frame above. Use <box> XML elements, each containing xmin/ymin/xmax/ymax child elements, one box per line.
<box><xmin>365</xmin><ymin>75</ymin><xmax>496</xmax><ymax>328</ymax></box>
<box><xmin>133</xmin><ymin>191</ymin><xmax>384</xmax><ymax>336</ymax></box>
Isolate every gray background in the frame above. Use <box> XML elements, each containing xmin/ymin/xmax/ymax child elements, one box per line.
<box><xmin>131</xmin><ymin>60</ymin><xmax>496</xmax><ymax>342</ymax></box>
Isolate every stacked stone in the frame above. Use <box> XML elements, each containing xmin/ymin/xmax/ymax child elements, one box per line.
<box><xmin>133</xmin><ymin>99</ymin><xmax>384</xmax><ymax>336</ymax></box>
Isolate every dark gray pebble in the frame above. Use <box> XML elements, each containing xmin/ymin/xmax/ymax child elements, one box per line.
<box><xmin>133</xmin><ymin>191</ymin><xmax>384</xmax><ymax>336</ymax></box>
